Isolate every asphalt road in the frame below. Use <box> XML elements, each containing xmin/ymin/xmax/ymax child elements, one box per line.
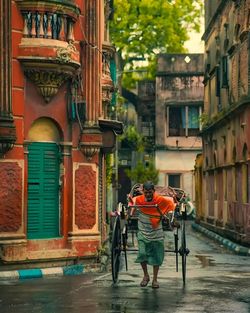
<box><xmin>0</xmin><ymin>222</ymin><xmax>249</xmax><ymax>313</ymax></box>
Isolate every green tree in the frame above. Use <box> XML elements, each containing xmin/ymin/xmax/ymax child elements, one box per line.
<box><xmin>110</xmin><ymin>0</ymin><xmax>203</xmax><ymax>87</ymax></box>
<box><xmin>105</xmin><ymin>154</ymin><xmax>113</xmax><ymax>186</ymax></box>
<box><xmin>119</xmin><ymin>125</ymin><xmax>145</xmax><ymax>152</ymax></box>
<box><xmin>125</xmin><ymin>160</ymin><xmax>159</xmax><ymax>184</ymax></box>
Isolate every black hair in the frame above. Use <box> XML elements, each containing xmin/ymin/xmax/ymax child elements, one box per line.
<box><xmin>143</xmin><ymin>181</ymin><xmax>154</xmax><ymax>190</ymax></box>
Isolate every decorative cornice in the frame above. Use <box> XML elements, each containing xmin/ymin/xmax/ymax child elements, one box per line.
<box><xmin>79</xmin><ymin>144</ymin><xmax>101</xmax><ymax>161</ymax></box>
<box><xmin>57</xmin><ymin>44</ymin><xmax>77</xmax><ymax>63</ymax></box>
<box><xmin>201</xmin><ymin>98</ymin><xmax>250</xmax><ymax>134</ymax></box>
<box><xmin>18</xmin><ymin>39</ymin><xmax>80</xmax><ymax>102</ymax></box>
<box><xmin>0</xmin><ymin>117</ymin><xmax>16</xmax><ymax>157</ymax></box>
<box><xmin>79</xmin><ymin>126</ymin><xmax>103</xmax><ymax>160</ymax></box>
<box><xmin>25</xmin><ymin>69</ymin><xmax>71</xmax><ymax>103</ymax></box>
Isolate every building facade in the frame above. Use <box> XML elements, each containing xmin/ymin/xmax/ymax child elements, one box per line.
<box><xmin>0</xmin><ymin>0</ymin><xmax>122</xmax><ymax>266</ymax></box>
<box><xmin>195</xmin><ymin>0</ymin><xmax>250</xmax><ymax>246</ymax></box>
<box><xmin>155</xmin><ymin>54</ymin><xmax>204</xmax><ymax>202</ymax></box>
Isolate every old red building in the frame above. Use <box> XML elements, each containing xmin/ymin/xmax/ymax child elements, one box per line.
<box><xmin>195</xmin><ymin>0</ymin><xmax>250</xmax><ymax>246</ymax></box>
<box><xmin>0</xmin><ymin>0</ymin><xmax>122</xmax><ymax>266</ymax></box>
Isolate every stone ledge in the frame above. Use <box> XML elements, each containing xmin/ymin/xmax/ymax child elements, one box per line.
<box><xmin>0</xmin><ymin>262</ymin><xmax>101</xmax><ymax>281</ymax></box>
<box><xmin>192</xmin><ymin>222</ymin><xmax>250</xmax><ymax>256</ymax></box>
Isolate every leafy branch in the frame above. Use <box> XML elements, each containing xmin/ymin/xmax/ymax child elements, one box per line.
<box><xmin>125</xmin><ymin>160</ymin><xmax>159</xmax><ymax>184</ymax></box>
<box><xmin>119</xmin><ymin>125</ymin><xmax>145</xmax><ymax>152</ymax></box>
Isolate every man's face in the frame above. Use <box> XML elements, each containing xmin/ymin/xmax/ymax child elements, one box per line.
<box><xmin>143</xmin><ymin>188</ymin><xmax>154</xmax><ymax>201</ymax></box>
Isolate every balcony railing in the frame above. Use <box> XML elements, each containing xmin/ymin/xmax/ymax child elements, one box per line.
<box><xmin>22</xmin><ymin>12</ymin><xmax>74</xmax><ymax>42</ymax></box>
<box><xmin>16</xmin><ymin>0</ymin><xmax>81</xmax><ymax>103</ymax></box>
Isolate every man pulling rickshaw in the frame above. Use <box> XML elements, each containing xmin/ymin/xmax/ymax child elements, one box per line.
<box><xmin>129</xmin><ymin>181</ymin><xmax>176</xmax><ymax>288</ymax></box>
<box><xmin>110</xmin><ymin>181</ymin><xmax>190</xmax><ymax>286</ymax></box>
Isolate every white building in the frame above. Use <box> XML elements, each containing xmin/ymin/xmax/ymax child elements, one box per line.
<box><xmin>155</xmin><ymin>54</ymin><xmax>204</xmax><ymax>202</ymax></box>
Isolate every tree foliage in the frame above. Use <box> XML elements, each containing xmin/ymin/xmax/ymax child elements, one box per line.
<box><xmin>119</xmin><ymin>125</ymin><xmax>145</xmax><ymax>152</ymax></box>
<box><xmin>125</xmin><ymin>161</ymin><xmax>159</xmax><ymax>184</ymax></box>
<box><xmin>105</xmin><ymin>154</ymin><xmax>113</xmax><ymax>186</ymax></box>
<box><xmin>110</xmin><ymin>0</ymin><xmax>203</xmax><ymax>71</ymax></box>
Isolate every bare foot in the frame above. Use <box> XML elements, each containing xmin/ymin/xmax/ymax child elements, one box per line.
<box><xmin>152</xmin><ymin>280</ymin><xmax>159</xmax><ymax>288</ymax></box>
<box><xmin>140</xmin><ymin>276</ymin><xmax>150</xmax><ymax>287</ymax></box>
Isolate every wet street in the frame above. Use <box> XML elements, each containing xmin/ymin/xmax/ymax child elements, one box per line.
<box><xmin>0</xmin><ymin>222</ymin><xmax>249</xmax><ymax>313</ymax></box>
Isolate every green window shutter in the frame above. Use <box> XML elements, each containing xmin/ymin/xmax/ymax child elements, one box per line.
<box><xmin>110</xmin><ymin>59</ymin><xmax>117</xmax><ymax>84</ymax></box>
<box><xmin>27</xmin><ymin>142</ymin><xmax>60</xmax><ymax>239</ymax></box>
<box><xmin>110</xmin><ymin>59</ymin><xmax>117</xmax><ymax>107</ymax></box>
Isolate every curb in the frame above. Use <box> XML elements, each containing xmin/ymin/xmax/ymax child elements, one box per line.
<box><xmin>192</xmin><ymin>222</ymin><xmax>250</xmax><ymax>256</ymax></box>
<box><xmin>0</xmin><ymin>264</ymin><xmax>84</xmax><ymax>281</ymax></box>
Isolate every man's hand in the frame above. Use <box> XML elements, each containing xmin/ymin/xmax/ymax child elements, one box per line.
<box><xmin>130</xmin><ymin>207</ymin><xmax>136</xmax><ymax>216</ymax></box>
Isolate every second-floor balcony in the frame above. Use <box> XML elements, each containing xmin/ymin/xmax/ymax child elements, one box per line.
<box><xmin>16</xmin><ymin>0</ymin><xmax>81</xmax><ymax>103</ymax></box>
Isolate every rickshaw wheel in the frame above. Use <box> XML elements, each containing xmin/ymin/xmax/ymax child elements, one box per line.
<box><xmin>111</xmin><ymin>216</ymin><xmax>121</xmax><ymax>283</ymax></box>
<box><xmin>180</xmin><ymin>221</ymin><xmax>187</xmax><ymax>284</ymax></box>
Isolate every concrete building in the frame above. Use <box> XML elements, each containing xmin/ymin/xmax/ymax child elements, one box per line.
<box><xmin>195</xmin><ymin>0</ymin><xmax>250</xmax><ymax>246</ymax></box>
<box><xmin>155</xmin><ymin>54</ymin><xmax>204</xmax><ymax>202</ymax></box>
<box><xmin>0</xmin><ymin>0</ymin><xmax>122</xmax><ymax>266</ymax></box>
<box><xmin>117</xmin><ymin>80</ymin><xmax>156</xmax><ymax>203</ymax></box>
<box><xmin>118</xmin><ymin>54</ymin><xmax>204</xmax><ymax>207</ymax></box>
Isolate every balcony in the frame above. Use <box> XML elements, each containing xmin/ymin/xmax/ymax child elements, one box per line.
<box><xmin>101</xmin><ymin>42</ymin><xmax>116</xmax><ymax>116</ymax></box>
<box><xmin>16</xmin><ymin>0</ymin><xmax>81</xmax><ymax>103</ymax></box>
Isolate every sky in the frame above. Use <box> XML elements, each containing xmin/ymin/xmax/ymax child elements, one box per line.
<box><xmin>184</xmin><ymin>19</ymin><xmax>205</xmax><ymax>53</ymax></box>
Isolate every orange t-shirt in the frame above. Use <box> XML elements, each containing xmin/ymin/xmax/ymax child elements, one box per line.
<box><xmin>133</xmin><ymin>192</ymin><xmax>176</xmax><ymax>229</ymax></box>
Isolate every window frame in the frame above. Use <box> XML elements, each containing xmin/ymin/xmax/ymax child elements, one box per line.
<box><xmin>167</xmin><ymin>173</ymin><xmax>181</xmax><ymax>188</ymax></box>
<box><xmin>167</xmin><ymin>105</ymin><xmax>201</xmax><ymax>137</ymax></box>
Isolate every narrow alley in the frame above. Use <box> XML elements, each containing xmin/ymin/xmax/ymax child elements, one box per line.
<box><xmin>0</xmin><ymin>223</ymin><xmax>249</xmax><ymax>313</ymax></box>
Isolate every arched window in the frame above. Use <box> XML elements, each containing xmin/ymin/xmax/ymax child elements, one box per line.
<box><xmin>27</xmin><ymin>117</ymin><xmax>61</xmax><ymax>142</ymax></box>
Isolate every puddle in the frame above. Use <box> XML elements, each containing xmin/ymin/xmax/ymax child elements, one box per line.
<box><xmin>195</xmin><ymin>255</ymin><xmax>215</xmax><ymax>267</ymax></box>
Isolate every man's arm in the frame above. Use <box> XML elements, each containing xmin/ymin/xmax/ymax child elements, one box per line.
<box><xmin>158</xmin><ymin>195</ymin><xmax>176</xmax><ymax>215</ymax></box>
<box><xmin>128</xmin><ymin>195</ymin><xmax>136</xmax><ymax>216</ymax></box>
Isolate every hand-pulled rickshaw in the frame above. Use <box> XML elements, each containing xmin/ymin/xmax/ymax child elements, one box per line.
<box><xmin>110</xmin><ymin>184</ymin><xmax>191</xmax><ymax>285</ymax></box>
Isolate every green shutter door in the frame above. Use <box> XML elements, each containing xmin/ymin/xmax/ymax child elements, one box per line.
<box><xmin>27</xmin><ymin>142</ymin><xmax>60</xmax><ymax>239</ymax></box>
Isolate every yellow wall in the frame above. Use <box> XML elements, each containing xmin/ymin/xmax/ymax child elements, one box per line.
<box><xmin>28</xmin><ymin>118</ymin><xmax>60</xmax><ymax>142</ymax></box>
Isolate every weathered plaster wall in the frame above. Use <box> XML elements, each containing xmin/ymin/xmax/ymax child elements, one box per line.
<box><xmin>156</xmin><ymin>150</ymin><xmax>197</xmax><ymax>199</ymax></box>
<box><xmin>198</xmin><ymin>0</ymin><xmax>250</xmax><ymax>246</ymax></box>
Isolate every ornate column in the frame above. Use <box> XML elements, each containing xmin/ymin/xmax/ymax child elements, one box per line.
<box><xmin>84</xmin><ymin>0</ymin><xmax>102</xmax><ymax>123</ymax></box>
<box><xmin>79</xmin><ymin>0</ymin><xmax>103</xmax><ymax>159</ymax></box>
<box><xmin>0</xmin><ymin>0</ymin><xmax>16</xmax><ymax>156</ymax></box>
